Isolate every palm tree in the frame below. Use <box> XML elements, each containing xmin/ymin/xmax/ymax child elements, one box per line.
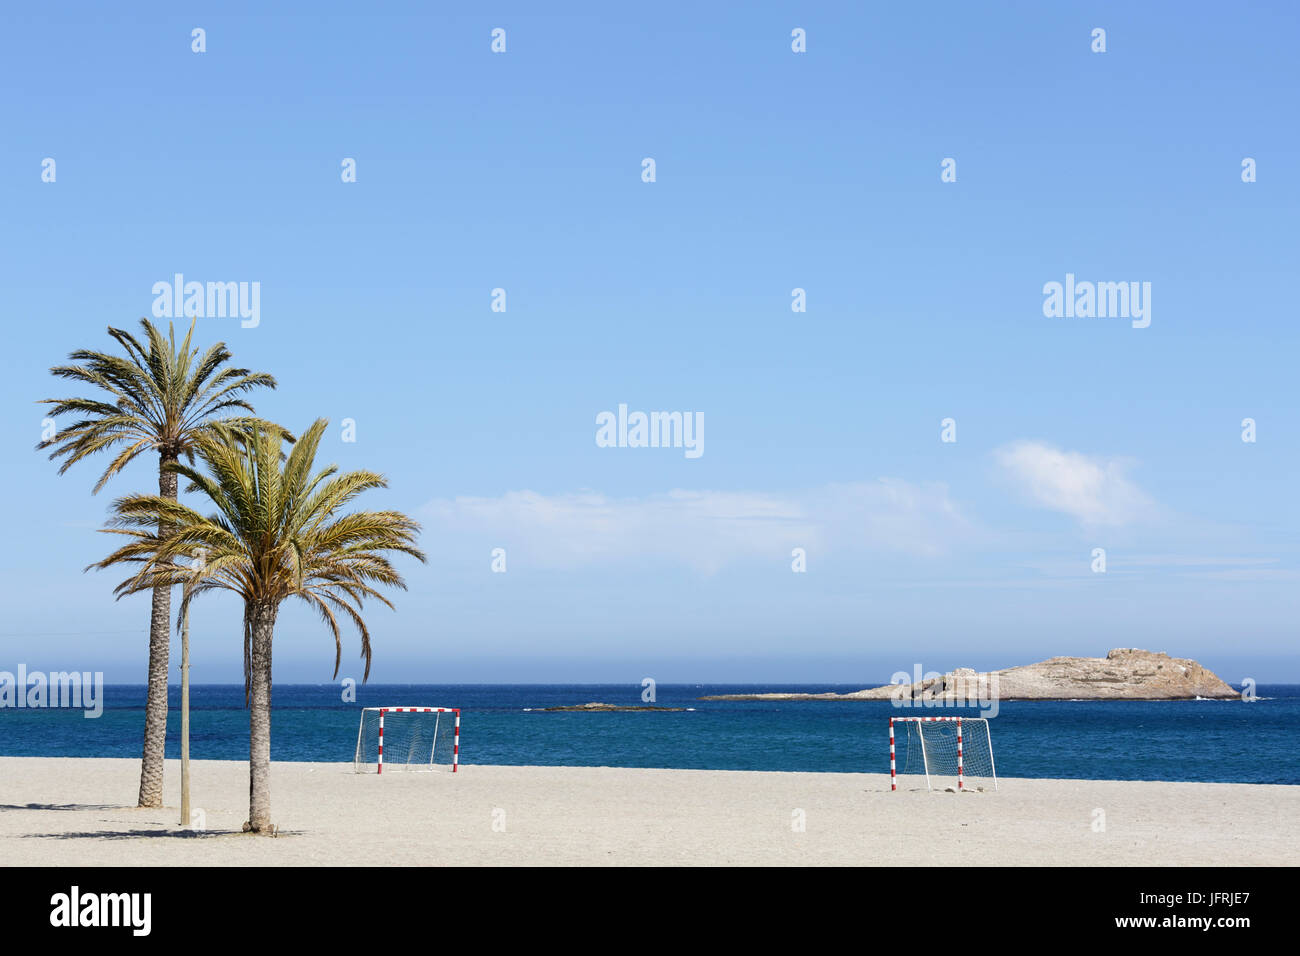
<box><xmin>91</xmin><ymin>419</ymin><xmax>425</xmax><ymax>833</ymax></box>
<box><xmin>37</xmin><ymin>318</ymin><xmax>278</xmax><ymax>808</ymax></box>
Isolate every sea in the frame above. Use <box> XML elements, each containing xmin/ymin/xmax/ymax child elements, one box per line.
<box><xmin>2</xmin><ymin>683</ymin><xmax>1297</xmax><ymax>785</ymax></box>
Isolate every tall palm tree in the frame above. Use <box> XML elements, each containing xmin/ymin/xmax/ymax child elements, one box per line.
<box><xmin>38</xmin><ymin>318</ymin><xmax>278</xmax><ymax>808</ymax></box>
<box><xmin>92</xmin><ymin>419</ymin><xmax>425</xmax><ymax>833</ymax></box>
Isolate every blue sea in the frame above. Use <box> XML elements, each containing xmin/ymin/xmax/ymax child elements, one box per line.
<box><xmin>2</xmin><ymin>683</ymin><xmax>1297</xmax><ymax>785</ymax></box>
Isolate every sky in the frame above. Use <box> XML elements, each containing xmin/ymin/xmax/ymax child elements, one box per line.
<box><xmin>1</xmin><ymin>2</ymin><xmax>1297</xmax><ymax>684</ymax></box>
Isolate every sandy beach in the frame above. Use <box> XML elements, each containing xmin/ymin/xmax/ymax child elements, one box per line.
<box><xmin>2</xmin><ymin>756</ymin><xmax>1297</xmax><ymax>866</ymax></box>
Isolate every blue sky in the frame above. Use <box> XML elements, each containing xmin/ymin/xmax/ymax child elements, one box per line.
<box><xmin>2</xmin><ymin>1</ymin><xmax>1297</xmax><ymax>683</ymax></box>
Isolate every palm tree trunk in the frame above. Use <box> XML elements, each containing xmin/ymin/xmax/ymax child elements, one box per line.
<box><xmin>137</xmin><ymin>457</ymin><xmax>178</xmax><ymax>808</ymax></box>
<box><xmin>245</xmin><ymin>601</ymin><xmax>278</xmax><ymax>834</ymax></box>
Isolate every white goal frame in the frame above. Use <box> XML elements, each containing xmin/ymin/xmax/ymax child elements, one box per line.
<box><xmin>354</xmin><ymin>706</ymin><xmax>460</xmax><ymax>774</ymax></box>
<box><xmin>889</xmin><ymin>716</ymin><xmax>996</xmax><ymax>791</ymax></box>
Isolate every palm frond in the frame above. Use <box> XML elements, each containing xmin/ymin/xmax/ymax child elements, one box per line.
<box><xmin>37</xmin><ymin>318</ymin><xmax>276</xmax><ymax>492</ymax></box>
<box><xmin>93</xmin><ymin>418</ymin><xmax>426</xmax><ymax>692</ymax></box>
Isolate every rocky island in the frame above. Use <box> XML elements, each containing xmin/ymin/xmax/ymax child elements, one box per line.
<box><xmin>698</xmin><ymin>649</ymin><xmax>1239</xmax><ymax>702</ymax></box>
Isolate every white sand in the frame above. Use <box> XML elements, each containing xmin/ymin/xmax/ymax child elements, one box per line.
<box><xmin>1</xmin><ymin>757</ymin><xmax>1296</xmax><ymax>866</ymax></box>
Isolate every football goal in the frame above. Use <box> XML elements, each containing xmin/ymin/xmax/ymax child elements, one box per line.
<box><xmin>890</xmin><ymin>716</ymin><xmax>996</xmax><ymax>791</ymax></box>
<box><xmin>354</xmin><ymin>707</ymin><xmax>460</xmax><ymax>774</ymax></box>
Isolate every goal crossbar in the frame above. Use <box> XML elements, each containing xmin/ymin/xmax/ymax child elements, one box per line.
<box><xmin>354</xmin><ymin>706</ymin><xmax>460</xmax><ymax>774</ymax></box>
<box><xmin>889</xmin><ymin>716</ymin><xmax>996</xmax><ymax>792</ymax></box>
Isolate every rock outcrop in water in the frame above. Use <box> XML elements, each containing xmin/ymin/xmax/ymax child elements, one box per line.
<box><xmin>698</xmin><ymin>649</ymin><xmax>1239</xmax><ymax>702</ymax></box>
<box><xmin>539</xmin><ymin>702</ymin><xmax>685</xmax><ymax>712</ymax></box>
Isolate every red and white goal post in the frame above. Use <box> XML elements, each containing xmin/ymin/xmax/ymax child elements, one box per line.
<box><xmin>354</xmin><ymin>707</ymin><xmax>460</xmax><ymax>774</ymax></box>
<box><xmin>890</xmin><ymin>716</ymin><xmax>996</xmax><ymax>792</ymax></box>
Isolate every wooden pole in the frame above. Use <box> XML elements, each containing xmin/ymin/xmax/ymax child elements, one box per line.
<box><xmin>180</xmin><ymin>585</ymin><xmax>191</xmax><ymax>828</ymax></box>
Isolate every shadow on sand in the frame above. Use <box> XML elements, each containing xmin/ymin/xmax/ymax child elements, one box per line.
<box><xmin>0</xmin><ymin>803</ymin><xmax>127</xmax><ymax>812</ymax></box>
<box><xmin>20</xmin><ymin>826</ymin><xmax>304</xmax><ymax>840</ymax></box>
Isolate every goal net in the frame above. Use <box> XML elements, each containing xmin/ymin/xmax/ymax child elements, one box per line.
<box><xmin>354</xmin><ymin>707</ymin><xmax>460</xmax><ymax>773</ymax></box>
<box><xmin>890</xmin><ymin>716</ymin><xmax>996</xmax><ymax>791</ymax></box>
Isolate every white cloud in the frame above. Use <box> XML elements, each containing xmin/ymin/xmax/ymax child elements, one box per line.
<box><xmin>420</xmin><ymin>480</ymin><xmax>971</xmax><ymax>574</ymax></box>
<box><xmin>994</xmin><ymin>440</ymin><xmax>1153</xmax><ymax>527</ymax></box>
